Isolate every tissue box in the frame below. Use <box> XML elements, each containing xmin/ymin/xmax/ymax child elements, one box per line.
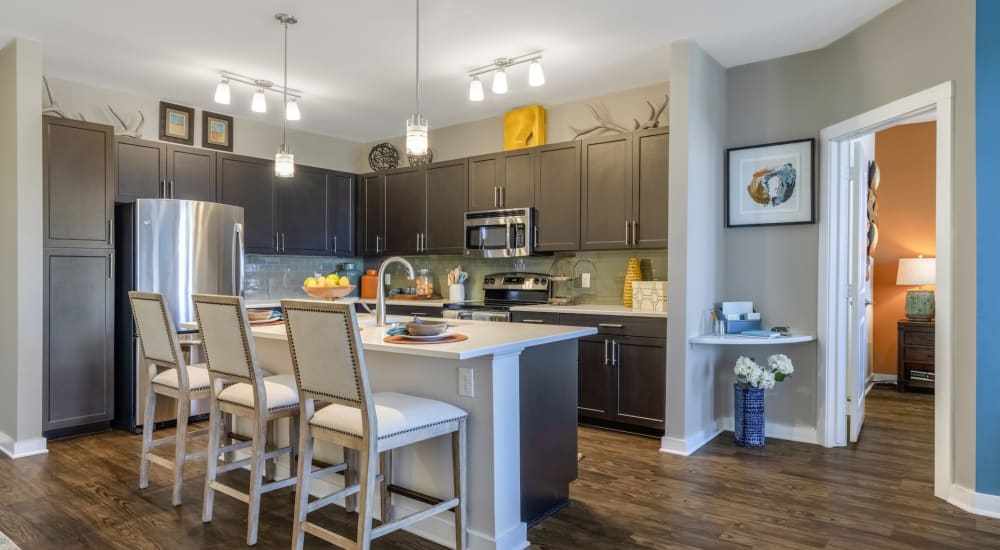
<box><xmin>631</xmin><ymin>281</ymin><xmax>667</xmax><ymax>313</ymax></box>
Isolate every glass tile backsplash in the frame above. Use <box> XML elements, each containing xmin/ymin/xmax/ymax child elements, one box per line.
<box><xmin>244</xmin><ymin>254</ymin><xmax>364</xmax><ymax>302</ymax></box>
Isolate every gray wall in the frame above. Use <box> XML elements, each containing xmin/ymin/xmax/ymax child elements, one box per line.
<box><xmin>725</xmin><ymin>0</ymin><xmax>977</xmax><ymax>486</ymax></box>
<box><xmin>0</xmin><ymin>38</ymin><xmax>45</xmax><ymax>455</ymax></box>
<box><xmin>663</xmin><ymin>40</ymin><xmax>727</xmax><ymax>454</ymax></box>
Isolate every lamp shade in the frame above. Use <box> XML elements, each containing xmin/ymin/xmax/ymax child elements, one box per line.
<box><xmin>896</xmin><ymin>257</ymin><xmax>936</xmax><ymax>286</ymax></box>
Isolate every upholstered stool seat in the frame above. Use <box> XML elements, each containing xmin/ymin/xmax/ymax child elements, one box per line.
<box><xmin>218</xmin><ymin>374</ymin><xmax>300</xmax><ymax>411</ymax></box>
<box><xmin>152</xmin><ymin>364</ymin><xmax>212</xmax><ymax>391</ymax></box>
<box><xmin>311</xmin><ymin>392</ymin><xmax>467</xmax><ymax>440</ymax></box>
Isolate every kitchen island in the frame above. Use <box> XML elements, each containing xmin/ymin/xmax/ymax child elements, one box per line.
<box><xmin>241</xmin><ymin>314</ymin><xmax>595</xmax><ymax>550</ymax></box>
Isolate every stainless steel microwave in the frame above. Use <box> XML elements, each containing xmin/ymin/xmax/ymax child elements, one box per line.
<box><xmin>464</xmin><ymin>208</ymin><xmax>534</xmax><ymax>258</ymax></box>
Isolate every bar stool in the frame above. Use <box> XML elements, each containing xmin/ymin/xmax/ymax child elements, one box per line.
<box><xmin>281</xmin><ymin>299</ymin><xmax>468</xmax><ymax>550</ymax></box>
<box><xmin>128</xmin><ymin>291</ymin><xmax>212</xmax><ymax>506</ymax></box>
<box><xmin>192</xmin><ymin>294</ymin><xmax>300</xmax><ymax>546</ymax></box>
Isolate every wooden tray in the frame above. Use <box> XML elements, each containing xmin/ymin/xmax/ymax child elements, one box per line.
<box><xmin>383</xmin><ymin>334</ymin><xmax>468</xmax><ymax>345</ymax></box>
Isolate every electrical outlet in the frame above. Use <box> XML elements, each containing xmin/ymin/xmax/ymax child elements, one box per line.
<box><xmin>458</xmin><ymin>367</ymin><xmax>474</xmax><ymax>397</ymax></box>
<box><xmin>384</xmin><ymin>273</ymin><xmax>391</xmax><ymax>285</ymax></box>
<box><xmin>581</xmin><ymin>273</ymin><xmax>591</xmax><ymax>288</ymax></box>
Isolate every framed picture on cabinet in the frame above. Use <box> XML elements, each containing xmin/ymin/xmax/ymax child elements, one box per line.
<box><xmin>159</xmin><ymin>101</ymin><xmax>195</xmax><ymax>145</ymax></box>
<box><xmin>725</xmin><ymin>138</ymin><xmax>815</xmax><ymax>227</ymax></box>
<box><xmin>202</xmin><ymin>110</ymin><xmax>234</xmax><ymax>151</ymax></box>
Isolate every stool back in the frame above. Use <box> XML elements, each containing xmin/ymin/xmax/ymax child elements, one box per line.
<box><xmin>281</xmin><ymin>300</ymin><xmax>376</xmax><ymax>437</ymax></box>
<box><xmin>193</xmin><ymin>294</ymin><xmax>267</xmax><ymax>402</ymax></box>
<box><xmin>129</xmin><ymin>291</ymin><xmax>188</xmax><ymax>383</ymax></box>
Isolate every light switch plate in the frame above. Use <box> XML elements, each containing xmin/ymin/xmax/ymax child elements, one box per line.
<box><xmin>458</xmin><ymin>367</ymin><xmax>474</xmax><ymax>397</ymax></box>
<box><xmin>581</xmin><ymin>273</ymin><xmax>591</xmax><ymax>288</ymax></box>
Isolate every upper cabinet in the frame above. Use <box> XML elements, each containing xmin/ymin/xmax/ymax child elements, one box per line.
<box><xmin>327</xmin><ymin>171</ymin><xmax>356</xmax><ymax>256</ymax></box>
<box><xmin>278</xmin><ymin>165</ymin><xmax>328</xmax><ymax>255</ymax></box>
<box><xmin>359</xmin><ymin>173</ymin><xmax>386</xmax><ymax>256</ymax></box>
<box><xmin>383</xmin><ymin>167</ymin><xmax>425</xmax><ymax>256</ymax></box>
<box><xmin>424</xmin><ymin>159</ymin><xmax>468</xmax><ymax>255</ymax></box>
<box><xmin>116</xmin><ymin>138</ymin><xmax>214</xmax><ymax>202</ymax></box>
<box><xmin>216</xmin><ymin>153</ymin><xmax>277</xmax><ymax>253</ymax></box>
<box><xmin>467</xmin><ymin>150</ymin><xmax>535</xmax><ymax>210</ymax></box>
<box><xmin>166</xmin><ymin>144</ymin><xmax>215</xmax><ymax>201</ymax></box>
<box><xmin>580</xmin><ymin>128</ymin><xmax>668</xmax><ymax>250</ymax></box>
<box><xmin>534</xmin><ymin>142</ymin><xmax>581</xmax><ymax>252</ymax></box>
<box><xmin>44</xmin><ymin>116</ymin><xmax>115</xmax><ymax>249</ymax></box>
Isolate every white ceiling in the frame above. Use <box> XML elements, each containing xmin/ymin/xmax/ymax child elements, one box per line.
<box><xmin>0</xmin><ymin>0</ymin><xmax>899</xmax><ymax>142</ymax></box>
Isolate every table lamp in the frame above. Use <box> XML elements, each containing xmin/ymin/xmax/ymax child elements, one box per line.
<box><xmin>896</xmin><ymin>256</ymin><xmax>936</xmax><ymax>320</ymax></box>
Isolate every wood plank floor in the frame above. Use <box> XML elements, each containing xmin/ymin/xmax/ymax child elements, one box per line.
<box><xmin>1</xmin><ymin>388</ymin><xmax>997</xmax><ymax>549</ymax></box>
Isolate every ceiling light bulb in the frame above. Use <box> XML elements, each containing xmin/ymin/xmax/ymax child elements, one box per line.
<box><xmin>528</xmin><ymin>60</ymin><xmax>545</xmax><ymax>87</ymax></box>
<box><xmin>275</xmin><ymin>145</ymin><xmax>294</xmax><ymax>177</ymax></box>
<box><xmin>406</xmin><ymin>114</ymin><xmax>429</xmax><ymax>156</ymax></box>
<box><xmin>214</xmin><ymin>78</ymin><xmax>231</xmax><ymax>104</ymax></box>
<box><xmin>285</xmin><ymin>98</ymin><xmax>301</xmax><ymax>121</ymax></box>
<box><xmin>251</xmin><ymin>87</ymin><xmax>267</xmax><ymax>113</ymax></box>
<box><xmin>469</xmin><ymin>77</ymin><xmax>484</xmax><ymax>102</ymax></box>
<box><xmin>492</xmin><ymin>69</ymin><xmax>508</xmax><ymax>94</ymax></box>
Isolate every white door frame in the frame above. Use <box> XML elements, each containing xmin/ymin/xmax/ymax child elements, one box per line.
<box><xmin>817</xmin><ymin>81</ymin><xmax>954</xmax><ymax>499</ymax></box>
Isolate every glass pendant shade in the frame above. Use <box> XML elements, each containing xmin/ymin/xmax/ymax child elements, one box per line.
<box><xmin>285</xmin><ymin>98</ymin><xmax>301</xmax><ymax>120</ymax></box>
<box><xmin>214</xmin><ymin>79</ymin><xmax>231</xmax><ymax>104</ymax></box>
<box><xmin>275</xmin><ymin>145</ymin><xmax>294</xmax><ymax>177</ymax></box>
<box><xmin>251</xmin><ymin>88</ymin><xmax>267</xmax><ymax>113</ymax></box>
<box><xmin>528</xmin><ymin>60</ymin><xmax>545</xmax><ymax>87</ymax></box>
<box><xmin>492</xmin><ymin>69</ymin><xmax>508</xmax><ymax>94</ymax></box>
<box><xmin>469</xmin><ymin>77</ymin><xmax>484</xmax><ymax>101</ymax></box>
<box><xmin>406</xmin><ymin>114</ymin><xmax>429</xmax><ymax>156</ymax></box>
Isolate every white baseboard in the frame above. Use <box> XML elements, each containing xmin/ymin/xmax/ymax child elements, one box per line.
<box><xmin>0</xmin><ymin>433</ymin><xmax>47</xmax><ymax>459</ymax></box>
<box><xmin>947</xmin><ymin>484</ymin><xmax>1000</xmax><ymax>519</ymax></box>
<box><xmin>872</xmin><ymin>373</ymin><xmax>897</xmax><ymax>383</ymax></box>
<box><xmin>659</xmin><ymin>425</ymin><xmax>723</xmax><ymax>456</ymax></box>
<box><xmin>717</xmin><ymin>417</ymin><xmax>820</xmax><ymax>445</ymax></box>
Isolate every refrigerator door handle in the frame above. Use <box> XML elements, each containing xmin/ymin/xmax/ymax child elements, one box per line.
<box><xmin>234</xmin><ymin>223</ymin><xmax>245</xmax><ymax>297</ymax></box>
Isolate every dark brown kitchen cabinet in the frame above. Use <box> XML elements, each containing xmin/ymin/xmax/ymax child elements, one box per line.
<box><xmin>383</xmin><ymin>168</ymin><xmax>424</xmax><ymax>255</ymax></box>
<box><xmin>632</xmin><ymin>127</ymin><xmax>669</xmax><ymax>248</ymax></box>
<box><xmin>424</xmin><ymin>159</ymin><xmax>468</xmax><ymax>254</ymax></box>
<box><xmin>216</xmin><ymin>153</ymin><xmax>277</xmax><ymax>253</ymax></box>
<box><xmin>468</xmin><ymin>153</ymin><xmax>500</xmax><ymax>211</ymax></box>
<box><xmin>533</xmin><ymin>142</ymin><xmax>581</xmax><ymax>251</ymax></box>
<box><xmin>581</xmin><ymin>129</ymin><xmax>669</xmax><ymax>250</ymax></box>
<box><xmin>166</xmin><ymin>144</ymin><xmax>215</xmax><ymax>201</ymax></box>
<box><xmin>613</xmin><ymin>336</ymin><xmax>666</xmax><ymax>429</ymax></box>
<box><xmin>468</xmin><ymin>150</ymin><xmax>535</xmax><ymax>210</ymax></box>
<box><xmin>278</xmin><ymin>165</ymin><xmax>328</xmax><ymax>254</ymax></box>
<box><xmin>359</xmin><ymin>173</ymin><xmax>386</xmax><ymax>256</ymax></box>
<box><xmin>577</xmin><ymin>336</ymin><xmax>613</xmax><ymax>420</ymax></box>
<box><xmin>116</xmin><ymin>137</ymin><xmax>166</xmax><ymax>202</ymax></box>
<box><xmin>43</xmin><ymin>248</ymin><xmax>115</xmax><ymax>435</ymax></box>
<box><xmin>327</xmin><ymin>171</ymin><xmax>355</xmax><ymax>256</ymax></box>
<box><xmin>44</xmin><ymin>116</ymin><xmax>115</xmax><ymax>249</ymax></box>
<box><xmin>581</xmin><ymin>133</ymin><xmax>632</xmax><ymax>250</ymax></box>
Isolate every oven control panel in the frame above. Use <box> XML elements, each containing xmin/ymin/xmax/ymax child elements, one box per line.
<box><xmin>483</xmin><ymin>272</ymin><xmax>550</xmax><ymax>291</ymax></box>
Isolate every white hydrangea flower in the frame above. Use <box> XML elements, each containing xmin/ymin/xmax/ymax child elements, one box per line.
<box><xmin>747</xmin><ymin>365</ymin><xmax>765</xmax><ymax>388</ymax></box>
<box><xmin>734</xmin><ymin>356</ymin><xmax>759</xmax><ymax>384</ymax></box>
<box><xmin>768</xmin><ymin>354</ymin><xmax>794</xmax><ymax>375</ymax></box>
<box><xmin>759</xmin><ymin>370</ymin><xmax>776</xmax><ymax>389</ymax></box>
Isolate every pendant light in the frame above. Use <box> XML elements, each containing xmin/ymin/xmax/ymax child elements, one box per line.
<box><xmin>528</xmin><ymin>59</ymin><xmax>545</xmax><ymax>87</ymax></box>
<box><xmin>406</xmin><ymin>0</ymin><xmax>429</xmax><ymax>156</ymax></box>
<box><xmin>274</xmin><ymin>13</ymin><xmax>297</xmax><ymax>178</ymax></box>
<box><xmin>214</xmin><ymin>78</ymin><xmax>231</xmax><ymax>104</ymax></box>
<box><xmin>251</xmin><ymin>87</ymin><xmax>267</xmax><ymax>112</ymax></box>
<box><xmin>468</xmin><ymin>76</ymin><xmax>484</xmax><ymax>102</ymax></box>
<box><xmin>285</xmin><ymin>97</ymin><xmax>301</xmax><ymax>121</ymax></box>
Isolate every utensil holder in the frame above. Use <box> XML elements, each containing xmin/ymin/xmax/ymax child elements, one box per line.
<box><xmin>449</xmin><ymin>284</ymin><xmax>466</xmax><ymax>302</ymax></box>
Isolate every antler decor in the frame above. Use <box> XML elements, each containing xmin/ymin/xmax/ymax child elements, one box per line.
<box><xmin>42</xmin><ymin>76</ymin><xmax>66</xmax><ymax>118</ymax></box>
<box><xmin>108</xmin><ymin>105</ymin><xmax>145</xmax><ymax>138</ymax></box>
<box><xmin>570</xmin><ymin>93</ymin><xmax>670</xmax><ymax>139</ymax></box>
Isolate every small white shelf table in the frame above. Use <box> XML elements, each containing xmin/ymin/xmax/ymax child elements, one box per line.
<box><xmin>689</xmin><ymin>334</ymin><xmax>817</xmax><ymax>345</ymax></box>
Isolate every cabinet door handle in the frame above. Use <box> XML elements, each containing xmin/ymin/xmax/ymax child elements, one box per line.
<box><xmin>375</xmin><ymin>235</ymin><xmax>382</xmax><ymax>254</ymax></box>
<box><xmin>611</xmin><ymin>340</ymin><xmax>619</xmax><ymax>367</ymax></box>
<box><xmin>494</xmin><ymin>186</ymin><xmax>499</xmax><ymax>208</ymax></box>
<box><xmin>604</xmin><ymin>338</ymin><xmax>610</xmax><ymax>366</ymax></box>
<box><xmin>421</xmin><ymin>232</ymin><xmax>426</xmax><ymax>252</ymax></box>
<box><xmin>107</xmin><ymin>218</ymin><xmax>113</xmax><ymax>245</ymax></box>
<box><xmin>625</xmin><ymin>220</ymin><xmax>630</xmax><ymax>246</ymax></box>
<box><xmin>159</xmin><ymin>180</ymin><xmax>166</xmax><ymax>198</ymax></box>
<box><xmin>522</xmin><ymin>319</ymin><xmax>546</xmax><ymax>324</ymax></box>
<box><xmin>632</xmin><ymin>220</ymin><xmax>638</xmax><ymax>246</ymax></box>
<box><xmin>168</xmin><ymin>180</ymin><xmax>175</xmax><ymax>198</ymax></box>
<box><xmin>599</xmin><ymin>323</ymin><xmax>625</xmax><ymax>329</ymax></box>
<box><xmin>500</xmin><ymin>186</ymin><xmax>505</xmax><ymax>207</ymax></box>
<box><xmin>108</xmin><ymin>253</ymin><xmax>114</xmax><ymax>279</ymax></box>
<box><xmin>333</xmin><ymin>235</ymin><xmax>338</xmax><ymax>253</ymax></box>
<box><xmin>275</xmin><ymin>232</ymin><xmax>280</xmax><ymax>251</ymax></box>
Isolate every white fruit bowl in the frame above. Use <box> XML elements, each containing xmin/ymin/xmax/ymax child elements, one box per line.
<box><xmin>302</xmin><ymin>285</ymin><xmax>356</xmax><ymax>300</ymax></box>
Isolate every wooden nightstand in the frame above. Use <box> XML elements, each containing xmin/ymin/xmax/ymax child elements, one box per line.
<box><xmin>897</xmin><ymin>319</ymin><xmax>935</xmax><ymax>392</ymax></box>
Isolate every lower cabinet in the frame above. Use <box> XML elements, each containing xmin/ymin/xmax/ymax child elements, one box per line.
<box><xmin>44</xmin><ymin>248</ymin><xmax>115</xmax><ymax>435</ymax></box>
<box><xmin>512</xmin><ymin>312</ymin><xmax>666</xmax><ymax>433</ymax></box>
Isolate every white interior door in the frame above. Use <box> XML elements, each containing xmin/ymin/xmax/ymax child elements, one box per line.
<box><xmin>847</xmin><ymin>135</ymin><xmax>875</xmax><ymax>442</ymax></box>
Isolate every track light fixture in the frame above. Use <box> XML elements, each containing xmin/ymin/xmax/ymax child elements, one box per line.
<box><xmin>467</xmin><ymin>52</ymin><xmax>544</xmax><ymax>101</ymax></box>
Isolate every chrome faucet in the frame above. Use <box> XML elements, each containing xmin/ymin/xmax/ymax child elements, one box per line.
<box><xmin>375</xmin><ymin>256</ymin><xmax>415</xmax><ymax>327</ymax></box>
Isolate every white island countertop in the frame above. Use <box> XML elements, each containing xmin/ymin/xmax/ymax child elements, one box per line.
<box><xmin>509</xmin><ymin>303</ymin><xmax>667</xmax><ymax>318</ymax></box>
<box><xmin>195</xmin><ymin>314</ymin><xmax>597</xmax><ymax>361</ymax></box>
<box><xmin>245</xmin><ymin>297</ymin><xmax>472</xmax><ymax>309</ymax></box>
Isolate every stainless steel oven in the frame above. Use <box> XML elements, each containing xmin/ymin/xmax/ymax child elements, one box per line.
<box><xmin>464</xmin><ymin>208</ymin><xmax>533</xmax><ymax>258</ymax></box>
<box><xmin>442</xmin><ymin>272</ymin><xmax>550</xmax><ymax>322</ymax></box>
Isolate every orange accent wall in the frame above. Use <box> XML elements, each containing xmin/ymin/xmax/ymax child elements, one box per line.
<box><xmin>872</xmin><ymin>122</ymin><xmax>936</xmax><ymax>375</ymax></box>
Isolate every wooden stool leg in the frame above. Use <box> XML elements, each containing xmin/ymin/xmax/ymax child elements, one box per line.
<box><xmin>265</xmin><ymin>419</ymin><xmax>278</xmax><ymax>482</ymax></box>
<box><xmin>172</xmin><ymin>394</ymin><xmax>190</xmax><ymax>506</ymax></box>
<box><xmin>291</xmin><ymin>417</ymin><xmax>313</xmax><ymax>550</ymax></box>
<box><xmin>345</xmin><ymin>449</ymin><xmax>358</xmax><ymax>513</ymax></box>
<box><xmin>139</xmin><ymin>384</ymin><xmax>157</xmax><ymax>490</ymax></box>
<box><xmin>222</xmin><ymin>410</ymin><xmax>235</xmax><ymax>464</ymax></box>
<box><xmin>247</xmin><ymin>414</ymin><xmax>268</xmax><ymax>546</ymax></box>
<box><xmin>355</xmin><ymin>449</ymin><xmax>378</xmax><ymax>550</ymax></box>
<box><xmin>379</xmin><ymin>450</ymin><xmax>392</xmax><ymax>522</ymax></box>
<box><xmin>452</xmin><ymin>418</ymin><xmax>468</xmax><ymax>550</ymax></box>
<box><xmin>202</xmin><ymin>397</ymin><xmax>222</xmax><ymax>523</ymax></box>
<box><xmin>289</xmin><ymin>415</ymin><xmax>299</xmax><ymax>479</ymax></box>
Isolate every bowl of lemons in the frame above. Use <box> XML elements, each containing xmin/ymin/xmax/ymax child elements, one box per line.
<box><xmin>302</xmin><ymin>273</ymin><xmax>355</xmax><ymax>300</ymax></box>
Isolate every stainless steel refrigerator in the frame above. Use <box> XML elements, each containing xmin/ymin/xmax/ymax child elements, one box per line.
<box><xmin>114</xmin><ymin>199</ymin><xmax>244</xmax><ymax>432</ymax></box>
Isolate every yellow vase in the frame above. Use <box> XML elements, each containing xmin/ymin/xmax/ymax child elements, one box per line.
<box><xmin>623</xmin><ymin>257</ymin><xmax>642</xmax><ymax>307</ymax></box>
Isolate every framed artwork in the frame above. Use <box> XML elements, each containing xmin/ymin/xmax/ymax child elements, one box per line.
<box><xmin>202</xmin><ymin>110</ymin><xmax>234</xmax><ymax>151</ymax></box>
<box><xmin>726</xmin><ymin>138</ymin><xmax>815</xmax><ymax>227</ymax></box>
<box><xmin>159</xmin><ymin>101</ymin><xmax>195</xmax><ymax>145</ymax></box>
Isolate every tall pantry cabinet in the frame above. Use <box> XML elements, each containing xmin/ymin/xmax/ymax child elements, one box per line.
<box><xmin>42</xmin><ymin>116</ymin><xmax>116</xmax><ymax>436</ymax></box>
